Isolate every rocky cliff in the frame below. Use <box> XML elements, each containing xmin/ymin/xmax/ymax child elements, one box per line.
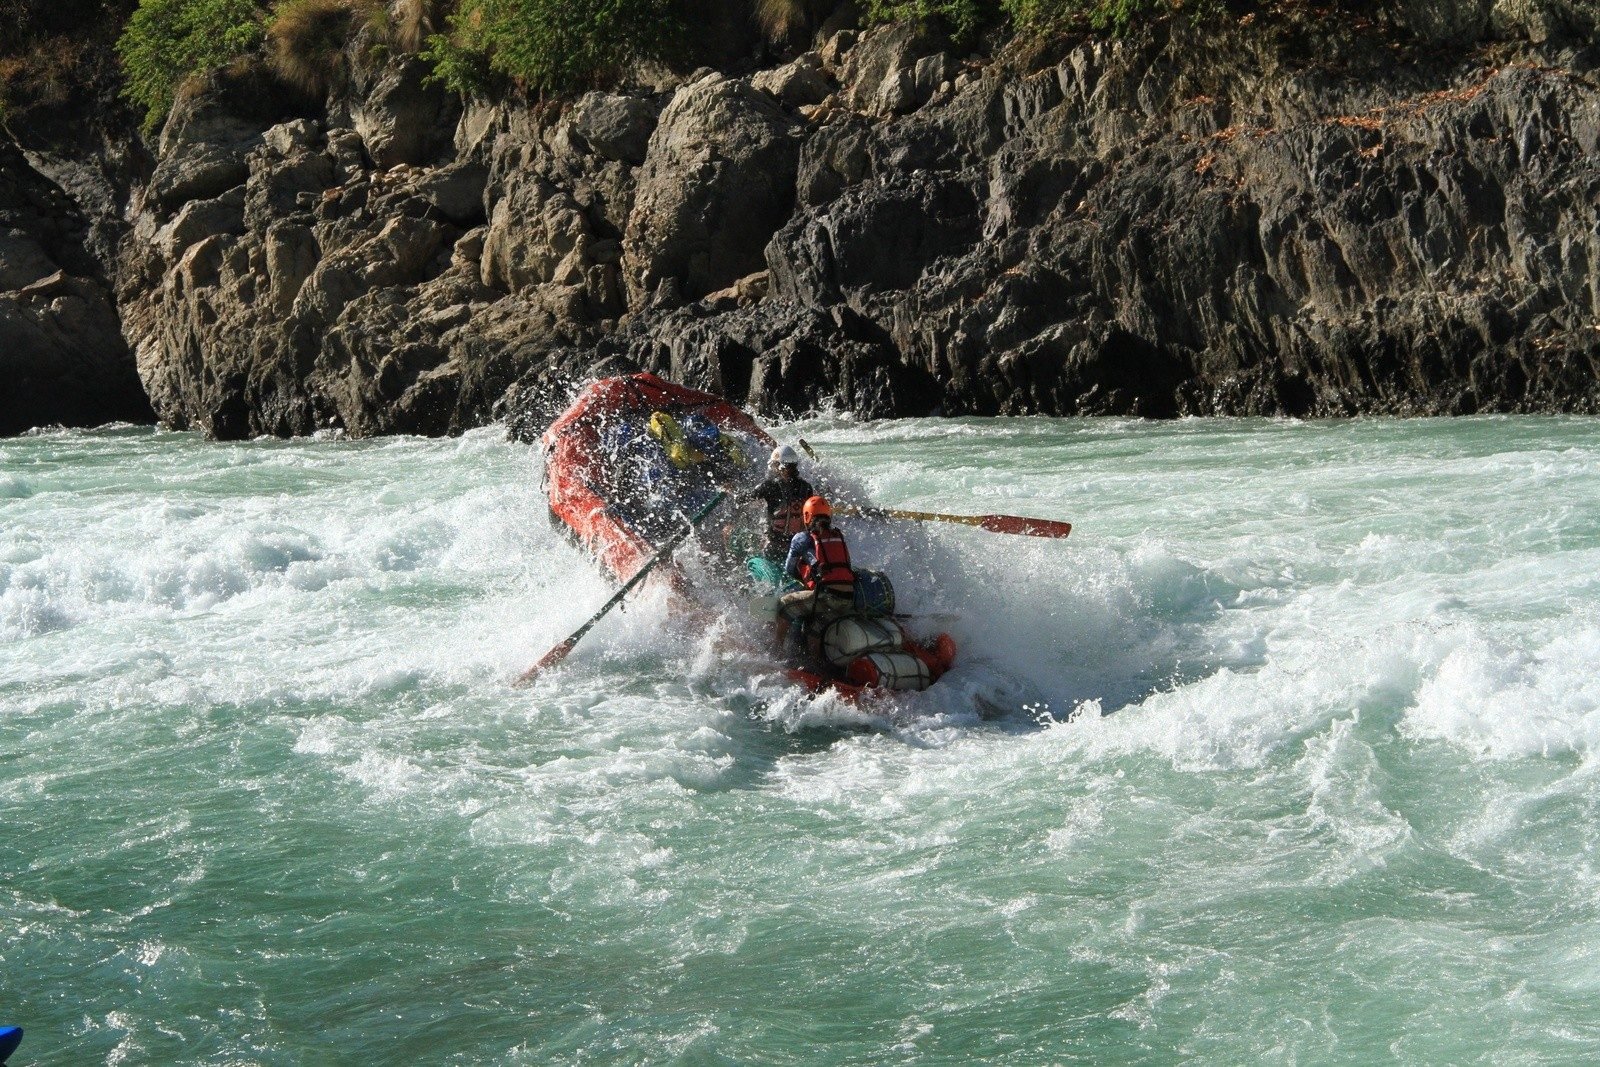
<box><xmin>1</xmin><ymin>138</ymin><xmax>154</xmax><ymax>435</ymax></box>
<box><xmin>3</xmin><ymin>1</ymin><xmax>1599</xmax><ymax>438</ymax></box>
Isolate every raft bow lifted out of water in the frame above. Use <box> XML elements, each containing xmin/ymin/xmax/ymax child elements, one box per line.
<box><xmin>538</xmin><ymin>373</ymin><xmax>958</xmax><ymax>698</ymax></box>
<box><xmin>543</xmin><ymin>373</ymin><xmax>771</xmax><ymax>580</ymax></box>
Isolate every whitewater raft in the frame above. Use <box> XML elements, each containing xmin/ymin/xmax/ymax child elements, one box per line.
<box><xmin>542</xmin><ymin>373</ymin><xmax>955</xmax><ymax>698</ymax></box>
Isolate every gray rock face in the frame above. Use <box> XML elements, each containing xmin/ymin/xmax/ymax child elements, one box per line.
<box><xmin>352</xmin><ymin>58</ymin><xmax>460</xmax><ymax>169</ymax></box>
<box><xmin>105</xmin><ymin>10</ymin><xmax>1600</xmax><ymax>440</ymax></box>
<box><xmin>0</xmin><ymin>229</ymin><xmax>61</xmax><ymax>291</ymax></box>
<box><xmin>752</xmin><ymin>54</ymin><xmax>833</xmax><ymax>108</ymax></box>
<box><xmin>841</xmin><ymin>22</ymin><xmax>944</xmax><ymax>116</ymax></box>
<box><xmin>1393</xmin><ymin>0</ymin><xmax>1495</xmax><ymax>42</ymax></box>
<box><xmin>567</xmin><ymin>92</ymin><xmax>661</xmax><ymax>165</ymax></box>
<box><xmin>592</xmin><ymin>22</ymin><xmax>1600</xmax><ymax>420</ymax></box>
<box><xmin>147</xmin><ymin>143</ymin><xmax>253</xmax><ymax>215</ymax></box>
<box><xmin>622</xmin><ymin>74</ymin><xmax>804</xmax><ymax>305</ymax></box>
<box><xmin>119</xmin><ymin>89</ymin><xmax>609</xmax><ymax>438</ymax></box>
<box><xmin>0</xmin><ymin>140</ymin><xmax>152</xmax><ymax>435</ymax></box>
<box><xmin>1489</xmin><ymin>0</ymin><xmax>1600</xmax><ymax>39</ymax></box>
<box><xmin>157</xmin><ymin>188</ymin><xmax>246</xmax><ymax>259</ymax></box>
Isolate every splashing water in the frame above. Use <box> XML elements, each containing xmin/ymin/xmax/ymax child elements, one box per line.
<box><xmin>4</xmin><ymin>416</ymin><xmax>1600</xmax><ymax>1063</ymax></box>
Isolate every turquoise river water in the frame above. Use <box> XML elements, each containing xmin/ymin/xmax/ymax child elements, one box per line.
<box><xmin>4</xmin><ymin>416</ymin><xmax>1600</xmax><ymax>1064</ymax></box>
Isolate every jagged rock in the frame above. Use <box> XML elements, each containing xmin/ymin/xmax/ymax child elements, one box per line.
<box><xmin>245</xmin><ymin>149</ymin><xmax>335</xmax><ymax>230</ymax></box>
<box><xmin>455</xmin><ymin>101</ymin><xmax>502</xmax><ymax>157</ymax></box>
<box><xmin>818</xmin><ymin>30</ymin><xmax>857</xmax><ymax>72</ymax></box>
<box><xmin>1489</xmin><ymin>0</ymin><xmax>1600</xmax><ymax>39</ymax></box>
<box><xmin>703</xmin><ymin>269</ymin><xmax>771</xmax><ymax>310</ymax></box>
<box><xmin>158</xmin><ymin>98</ymin><xmax>260</xmax><ymax>161</ymax></box>
<box><xmin>564</xmin><ymin>299</ymin><xmax>941</xmax><ymax>419</ymax></box>
<box><xmin>795</xmin><ymin>120</ymin><xmax>873</xmax><ymax>207</ymax></box>
<box><xmin>482</xmin><ymin>175</ymin><xmax>599</xmax><ymax>295</ymax></box>
<box><xmin>752</xmin><ymin>54</ymin><xmax>833</xmax><ymax>108</ymax></box>
<box><xmin>147</xmin><ymin>144</ymin><xmax>252</xmax><ymax>215</ymax></box>
<box><xmin>145</xmin><ymin>75</ymin><xmax>281</xmax><ymax>216</ymax></box>
<box><xmin>415</xmin><ymin>161</ymin><xmax>488</xmax><ymax>226</ymax></box>
<box><xmin>0</xmin><ymin>140</ymin><xmax>151</xmax><ymax>435</ymax></box>
<box><xmin>264</xmin><ymin>221</ymin><xmax>318</xmax><ymax>313</ymax></box>
<box><xmin>326</xmin><ymin>128</ymin><xmax>368</xmax><ymax>180</ymax></box>
<box><xmin>841</xmin><ymin>22</ymin><xmax>945</xmax><ymax>116</ymax></box>
<box><xmin>157</xmin><ymin>187</ymin><xmax>246</xmax><ymax>259</ymax></box>
<box><xmin>0</xmin><ymin>229</ymin><xmax>61</xmax><ymax>290</ymax></box>
<box><xmin>263</xmin><ymin>119</ymin><xmax>323</xmax><ymax>157</ymax></box>
<box><xmin>566</xmin><ymin>92</ymin><xmax>661</xmax><ymax>165</ymax></box>
<box><xmin>1393</xmin><ymin>0</ymin><xmax>1493</xmax><ymax>42</ymax></box>
<box><xmin>769</xmin><ymin>173</ymin><xmax>984</xmax><ymax>308</ymax></box>
<box><xmin>353</xmin><ymin>58</ymin><xmax>459</xmax><ymax>169</ymax></box>
<box><xmin>622</xmin><ymin>74</ymin><xmax>804</xmax><ymax>305</ymax></box>
<box><xmin>104</xmin><ymin>11</ymin><xmax>1600</xmax><ymax>441</ymax></box>
<box><xmin>451</xmin><ymin>226</ymin><xmax>486</xmax><ymax>269</ymax></box>
<box><xmin>0</xmin><ymin>271</ymin><xmax>153</xmax><ymax>435</ymax></box>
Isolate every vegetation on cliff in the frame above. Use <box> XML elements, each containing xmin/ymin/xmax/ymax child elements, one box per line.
<box><xmin>100</xmin><ymin>0</ymin><xmax>1230</xmax><ymax>134</ymax></box>
<box><xmin>423</xmin><ymin>0</ymin><xmax>687</xmax><ymax>94</ymax></box>
<box><xmin>116</xmin><ymin>0</ymin><xmax>267</xmax><ymax>129</ymax></box>
<box><xmin>0</xmin><ymin>0</ymin><xmax>136</xmax><ymax>124</ymax></box>
<box><xmin>266</xmin><ymin>0</ymin><xmax>382</xmax><ymax>96</ymax></box>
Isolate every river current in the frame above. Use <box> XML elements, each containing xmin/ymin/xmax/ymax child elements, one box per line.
<box><xmin>4</xmin><ymin>416</ymin><xmax>1599</xmax><ymax>1063</ymax></box>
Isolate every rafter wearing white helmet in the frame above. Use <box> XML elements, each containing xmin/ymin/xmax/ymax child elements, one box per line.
<box><xmin>747</xmin><ymin>444</ymin><xmax>814</xmax><ymax>561</ymax></box>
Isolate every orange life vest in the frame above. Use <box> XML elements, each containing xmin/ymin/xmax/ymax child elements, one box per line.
<box><xmin>769</xmin><ymin>499</ymin><xmax>807</xmax><ymax>541</ymax></box>
<box><xmin>800</xmin><ymin>528</ymin><xmax>855</xmax><ymax>592</ymax></box>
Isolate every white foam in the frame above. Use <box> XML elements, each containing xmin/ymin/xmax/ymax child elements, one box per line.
<box><xmin>1402</xmin><ymin>627</ymin><xmax>1600</xmax><ymax>759</ymax></box>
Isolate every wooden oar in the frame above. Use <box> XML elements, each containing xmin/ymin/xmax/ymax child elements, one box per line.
<box><xmin>838</xmin><ymin>504</ymin><xmax>1072</xmax><ymax>539</ymax></box>
<box><xmin>796</xmin><ymin>437</ymin><xmax>1071</xmax><ymax>539</ymax></box>
<box><xmin>515</xmin><ymin>492</ymin><xmax>726</xmax><ymax>686</ymax></box>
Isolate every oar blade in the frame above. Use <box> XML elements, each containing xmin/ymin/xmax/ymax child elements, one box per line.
<box><xmin>514</xmin><ymin>637</ymin><xmax>578</xmax><ymax>688</ymax></box>
<box><xmin>979</xmin><ymin>514</ymin><xmax>1072</xmax><ymax>539</ymax></box>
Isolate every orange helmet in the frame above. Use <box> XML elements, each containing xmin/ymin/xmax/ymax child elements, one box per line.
<box><xmin>802</xmin><ymin>496</ymin><xmax>832</xmax><ymax>524</ymax></box>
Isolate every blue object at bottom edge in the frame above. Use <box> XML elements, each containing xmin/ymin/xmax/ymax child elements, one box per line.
<box><xmin>0</xmin><ymin>1026</ymin><xmax>23</xmax><ymax>1063</ymax></box>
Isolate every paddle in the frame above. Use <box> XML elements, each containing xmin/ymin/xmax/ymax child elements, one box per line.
<box><xmin>795</xmin><ymin>437</ymin><xmax>1071</xmax><ymax>540</ymax></box>
<box><xmin>838</xmin><ymin>504</ymin><xmax>1071</xmax><ymax>539</ymax></box>
<box><xmin>515</xmin><ymin>492</ymin><xmax>726</xmax><ymax>686</ymax></box>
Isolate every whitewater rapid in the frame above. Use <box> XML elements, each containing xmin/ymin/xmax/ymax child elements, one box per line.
<box><xmin>4</xmin><ymin>416</ymin><xmax>1599</xmax><ymax>1063</ymax></box>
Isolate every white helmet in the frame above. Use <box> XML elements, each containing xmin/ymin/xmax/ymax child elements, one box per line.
<box><xmin>770</xmin><ymin>444</ymin><xmax>800</xmax><ymax>466</ymax></box>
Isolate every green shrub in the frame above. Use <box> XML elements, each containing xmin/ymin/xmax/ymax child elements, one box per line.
<box><xmin>117</xmin><ymin>0</ymin><xmax>267</xmax><ymax>131</ymax></box>
<box><xmin>1001</xmin><ymin>0</ymin><xmax>1223</xmax><ymax>34</ymax></box>
<box><xmin>422</xmin><ymin>0</ymin><xmax>682</xmax><ymax>95</ymax></box>
<box><xmin>861</xmin><ymin>0</ymin><xmax>997</xmax><ymax>43</ymax></box>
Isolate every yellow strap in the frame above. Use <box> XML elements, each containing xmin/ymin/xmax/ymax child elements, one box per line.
<box><xmin>646</xmin><ymin>411</ymin><xmax>703</xmax><ymax>468</ymax></box>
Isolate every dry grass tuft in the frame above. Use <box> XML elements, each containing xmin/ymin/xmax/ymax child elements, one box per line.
<box><xmin>268</xmin><ymin>0</ymin><xmax>379</xmax><ymax>97</ymax></box>
<box><xmin>390</xmin><ymin>0</ymin><xmax>443</xmax><ymax>54</ymax></box>
<box><xmin>0</xmin><ymin>35</ymin><xmax>84</xmax><ymax>114</ymax></box>
<box><xmin>755</xmin><ymin>0</ymin><xmax>824</xmax><ymax>42</ymax></box>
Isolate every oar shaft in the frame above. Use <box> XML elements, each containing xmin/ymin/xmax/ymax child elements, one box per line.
<box><xmin>516</xmin><ymin>492</ymin><xmax>725</xmax><ymax>685</ymax></box>
<box><xmin>879</xmin><ymin>507</ymin><xmax>984</xmax><ymax>526</ymax></box>
<box><xmin>838</xmin><ymin>504</ymin><xmax>1071</xmax><ymax>539</ymax></box>
<box><xmin>795</xmin><ymin>439</ymin><xmax>1070</xmax><ymax>539</ymax></box>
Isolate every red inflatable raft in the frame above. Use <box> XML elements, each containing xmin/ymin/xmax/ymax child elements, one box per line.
<box><xmin>542</xmin><ymin>373</ymin><xmax>955</xmax><ymax>698</ymax></box>
<box><xmin>543</xmin><ymin>373</ymin><xmax>772</xmax><ymax>581</ymax></box>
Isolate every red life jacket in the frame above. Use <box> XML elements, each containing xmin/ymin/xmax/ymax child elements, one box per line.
<box><xmin>769</xmin><ymin>499</ymin><xmax>806</xmax><ymax>541</ymax></box>
<box><xmin>800</xmin><ymin>528</ymin><xmax>855</xmax><ymax>592</ymax></box>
